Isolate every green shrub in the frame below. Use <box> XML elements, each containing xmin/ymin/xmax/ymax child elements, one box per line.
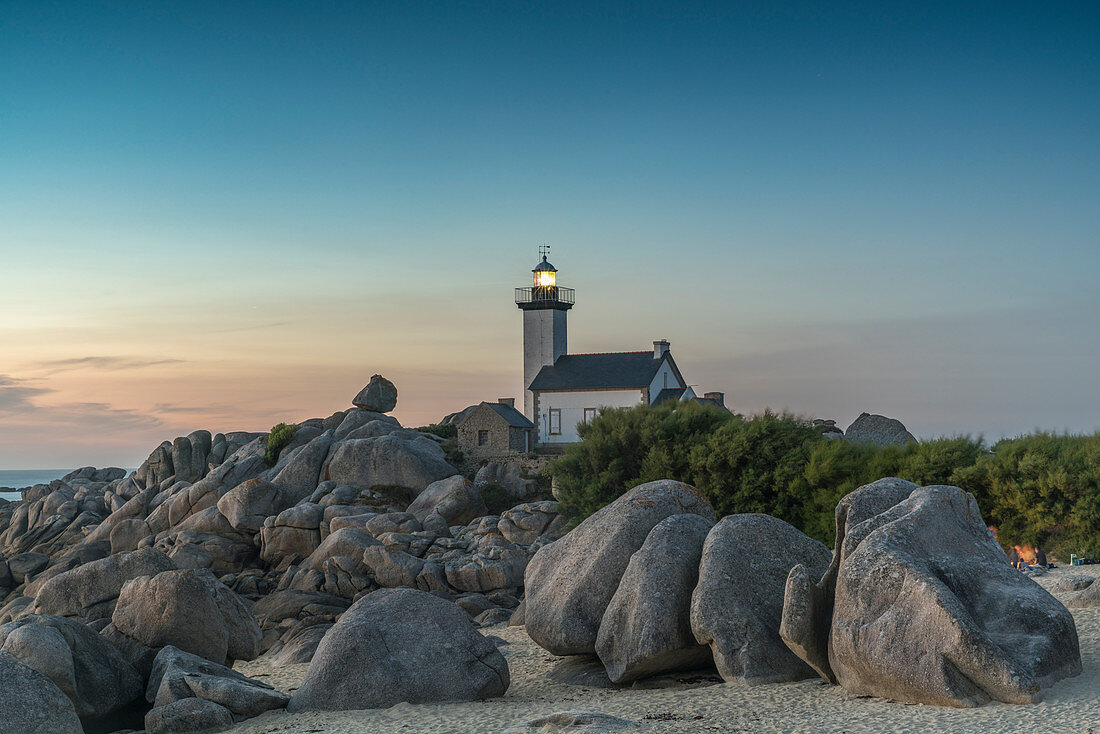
<box><xmin>550</xmin><ymin>402</ymin><xmax>991</xmax><ymax>547</ymax></box>
<box><xmin>417</xmin><ymin>423</ymin><xmax>457</xmax><ymax>439</ymax></box>
<box><xmin>264</xmin><ymin>423</ymin><xmax>299</xmax><ymax>466</ymax></box>
<box><xmin>479</xmin><ymin>482</ymin><xmax>513</xmax><ymax>515</ymax></box>
<box><xmin>443</xmin><ymin>443</ymin><xmax>464</xmax><ymax>466</ymax></box>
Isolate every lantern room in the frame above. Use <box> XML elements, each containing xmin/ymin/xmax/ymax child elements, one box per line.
<box><xmin>533</xmin><ymin>255</ymin><xmax>557</xmax><ymax>288</ymax></box>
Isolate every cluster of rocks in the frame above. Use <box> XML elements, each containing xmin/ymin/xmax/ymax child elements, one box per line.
<box><xmin>0</xmin><ymin>375</ymin><xmax>552</xmax><ymax>731</ymax></box>
<box><xmin>522</xmin><ymin>477</ymin><xmax>1081</xmax><ymax>706</ymax></box>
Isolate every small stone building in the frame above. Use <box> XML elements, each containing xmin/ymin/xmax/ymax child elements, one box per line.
<box><xmin>457</xmin><ymin>399</ymin><xmax>535</xmax><ymax>457</ymax></box>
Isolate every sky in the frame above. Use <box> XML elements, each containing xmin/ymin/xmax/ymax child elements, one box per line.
<box><xmin>1</xmin><ymin>1</ymin><xmax>1098</xmax><ymax>469</ymax></box>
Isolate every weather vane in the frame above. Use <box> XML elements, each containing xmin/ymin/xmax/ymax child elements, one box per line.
<box><xmin>539</xmin><ymin>243</ymin><xmax>551</xmax><ymax>260</ymax></box>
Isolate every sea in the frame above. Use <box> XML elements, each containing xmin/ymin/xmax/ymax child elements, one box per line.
<box><xmin>0</xmin><ymin>469</ymin><xmax>88</xmax><ymax>501</ymax></box>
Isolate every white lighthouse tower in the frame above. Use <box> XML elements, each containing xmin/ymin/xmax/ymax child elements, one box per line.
<box><xmin>515</xmin><ymin>247</ymin><xmax>574</xmax><ymax>423</ymax></box>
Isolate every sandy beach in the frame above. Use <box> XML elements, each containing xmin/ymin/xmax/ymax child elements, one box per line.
<box><xmin>227</xmin><ymin>564</ymin><xmax>1100</xmax><ymax>734</ymax></box>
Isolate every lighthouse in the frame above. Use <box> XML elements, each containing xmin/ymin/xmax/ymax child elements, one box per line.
<box><xmin>515</xmin><ymin>247</ymin><xmax>575</xmax><ymax>424</ymax></box>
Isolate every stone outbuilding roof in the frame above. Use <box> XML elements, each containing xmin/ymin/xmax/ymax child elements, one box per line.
<box><xmin>529</xmin><ymin>351</ymin><xmax>678</xmax><ymax>392</ymax></box>
<box><xmin>458</xmin><ymin>401</ymin><xmax>534</xmax><ymax>429</ymax></box>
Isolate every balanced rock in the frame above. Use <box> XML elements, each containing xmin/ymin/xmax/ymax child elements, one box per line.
<box><xmin>353</xmin><ymin>374</ymin><xmax>398</xmax><ymax>413</ymax></box>
<box><xmin>843</xmin><ymin>412</ymin><xmax>916</xmax><ymax>447</ymax></box>
<box><xmin>829</xmin><ymin>485</ymin><xmax>1080</xmax><ymax>706</ymax></box>
<box><xmin>525</xmin><ymin>479</ymin><xmax>716</xmax><ymax>656</ymax></box>
<box><xmin>690</xmin><ymin>513</ymin><xmax>831</xmax><ymax>684</ymax></box>
<box><xmin>287</xmin><ymin>587</ymin><xmax>509</xmax><ymax>711</ymax></box>
<box><xmin>0</xmin><ymin>651</ymin><xmax>83</xmax><ymax>734</ymax></box>
<box><xmin>596</xmin><ymin>513</ymin><xmax>714</xmax><ymax>683</ymax></box>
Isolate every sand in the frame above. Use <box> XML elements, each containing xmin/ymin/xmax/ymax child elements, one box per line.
<box><xmin>229</xmin><ymin>564</ymin><xmax>1100</xmax><ymax>734</ymax></box>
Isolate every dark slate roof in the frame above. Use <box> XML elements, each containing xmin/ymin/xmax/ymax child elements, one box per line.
<box><xmin>529</xmin><ymin>352</ymin><xmax>665</xmax><ymax>391</ymax></box>
<box><xmin>471</xmin><ymin>401</ymin><xmax>535</xmax><ymax>429</ymax></box>
<box><xmin>652</xmin><ymin>387</ymin><xmax>688</xmax><ymax>405</ymax></box>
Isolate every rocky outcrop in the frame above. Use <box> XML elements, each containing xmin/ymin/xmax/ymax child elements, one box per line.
<box><xmin>112</xmin><ymin>569</ymin><xmax>262</xmax><ymax>664</ymax></box>
<box><xmin>595</xmin><ymin>513</ymin><xmax>714</xmax><ymax>683</ymax></box>
<box><xmin>407</xmin><ymin>475</ymin><xmax>487</xmax><ymax>529</ymax></box>
<box><xmin>525</xmin><ymin>480</ymin><xmax>716</xmax><ymax>656</ymax></box>
<box><xmin>33</xmin><ymin>547</ymin><xmax>175</xmax><ymax>622</ymax></box>
<box><xmin>474</xmin><ymin>462</ymin><xmax>538</xmax><ymax>500</ymax></box>
<box><xmin>288</xmin><ymin>588</ymin><xmax>509</xmax><ymax>711</ymax></box>
<box><xmin>146</xmin><ymin>646</ymin><xmax>288</xmax><ymax>720</ymax></box>
<box><xmin>690</xmin><ymin>514</ymin><xmax>831</xmax><ymax>684</ymax></box>
<box><xmin>323</xmin><ymin>433</ymin><xmax>459</xmax><ymax>492</ymax></box>
<box><xmin>0</xmin><ymin>614</ymin><xmax>142</xmax><ymax>721</ymax></box>
<box><xmin>352</xmin><ymin>374</ymin><xmax>398</xmax><ymax>413</ymax></box>
<box><xmin>0</xmin><ymin>651</ymin><xmax>83</xmax><ymax>734</ymax></box>
<box><xmin>780</xmin><ymin>477</ymin><xmax>918</xmax><ymax>681</ymax></box>
<box><xmin>843</xmin><ymin>412</ymin><xmax>916</xmax><ymax>447</ymax></box>
<box><xmin>827</xmin><ymin>485</ymin><xmax>1080</xmax><ymax>706</ymax></box>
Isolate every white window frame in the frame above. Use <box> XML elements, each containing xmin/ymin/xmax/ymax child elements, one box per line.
<box><xmin>548</xmin><ymin>408</ymin><xmax>561</xmax><ymax>435</ymax></box>
<box><xmin>583</xmin><ymin>408</ymin><xmax>597</xmax><ymax>424</ymax></box>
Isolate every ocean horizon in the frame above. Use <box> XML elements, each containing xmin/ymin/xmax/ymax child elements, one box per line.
<box><xmin>0</xmin><ymin>468</ymin><xmax>135</xmax><ymax>501</ymax></box>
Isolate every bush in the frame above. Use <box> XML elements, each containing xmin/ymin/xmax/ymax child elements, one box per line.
<box><xmin>417</xmin><ymin>423</ymin><xmax>457</xmax><ymax>439</ymax></box>
<box><xmin>550</xmin><ymin>402</ymin><xmax>990</xmax><ymax>547</ymax></box>
<box><xmin>479</xmin><ymin>482</ymin><xmax>513</xmax><ymax>515</ymax></box>
<box><xmin>954</xmin><ymin>433</ymin><xmax>1100</xmax><ymax>560</ymax></box>
<box><xmin>264</xmin><ymin>423</ymin><xmax>299</xmax><ymax>466</ymax></box>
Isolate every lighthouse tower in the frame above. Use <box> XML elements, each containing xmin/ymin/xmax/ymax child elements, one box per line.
<box><xmin>515</xmin><ymin>247</ymin><xmax>575</xmax><ymax>423</ymax></box>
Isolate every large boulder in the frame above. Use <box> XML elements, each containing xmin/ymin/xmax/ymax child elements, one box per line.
<box><xmin>595</xmin><ymin>513</ymin><xmax>714</xmax><ymax>683</ymax></box>
<box><xmin>0</xmin><ymin>614</ymin><xmax>142</xmax><ymax>720</ymax></box>
<box><xmin>287</xmin><ymin>587</ymin><xmax>509</xmax><ymax>711</ymax></box>
<box><xmin>843</xmin><ymin>412</ymin><xmax>916</xmax><ymax>447</ymax></box>
<box><xmin>33</xmin><ymin>547</ymin><xmax>175</xmax><ymax>622</ymax></box>
<box><xmin>525</xmin><ymin>480</ymin><xmax>716</xmax><ymax>656</ymax></box>
<box><xmin>407</xmin><ymin>475</ymin><xmax>487</xmax><ymax>528</ymax></box>
<box><xmin>271</xmin><ymin>433</ymin><xmax>333</xmax><ymax>501</ymax></box>
<box><xmin>323</xmin><ymin>434</ymin><xmax>458</xmax><ymax>492</ymax></box>
<box><xmin>146</xmin><ymin>646</ymin><xmax>288</xmax><ymax>719</ymax></box>
<box><xmin>144</xmin><ymin>697</ymin><xmax>233</xmax><ymax>734</ymax></box>
<box><xmin>690</xmin><ymin>514</ymin><xmax>831</xmax><ymax>684</ymax></box>
<box><xmin>353</xmin><ymin>374</ymin><xmax>398</xmax><ymax>412</ymax></box>
<box><xmin>780</xmin><ymin>477</ymin><xmax>919</xmax><ymax>681</ymax></box>
<box><xmin>216</xmin><ymin>479</ymin><xmax>295</xmax><ymax>534</ymax></box>
<box><xmin>474</xmin><ymin>462</ymin><xmax>538</xmax><ymax>500</ymax></box>
<box><xmin>828</xmin><ymin>485</ymin><xmax>1080</xmax><ymax>706</ymax></box>
<box><xmin>112</xmin><ymin>569</ymin><xmax>262</xmax><ymax>664</ymax></box>
<box><xmin>0</xmin><ymin>651</ymin><xmax>83</xmax><ymax>734</ymax></box>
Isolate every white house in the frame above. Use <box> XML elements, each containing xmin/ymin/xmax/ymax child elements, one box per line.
<box><xmin>516</xmin><ymin>251</ymin><xmax>725</xmax><ymax>445</ymax></box>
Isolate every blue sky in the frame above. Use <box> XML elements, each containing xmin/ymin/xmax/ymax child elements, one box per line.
<box><xmin>1</xmin><ymin>1</ymin><xmax>1098</xmax><ymax>467</ymax></box>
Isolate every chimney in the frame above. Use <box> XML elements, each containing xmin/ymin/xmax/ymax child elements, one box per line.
<box><xmin>498</xmin><ymin>397</ymin><xmax>515</xmax><ymax>408</ymax></box>
<box><xmin>703</xmin><ymin>391</ymin><xmax>725</xmax><ymax>407</ymax></box>
<box><xmin>653</xmin><ymin>339</ymin><xmax>670</xmax><ymax>359</ymax></box>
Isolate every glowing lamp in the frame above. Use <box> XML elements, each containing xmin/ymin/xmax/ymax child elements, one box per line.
<box><xmin>533</xmin><ymin>256</ymin><xmax>557</xmax><ymax>288</ymax></box>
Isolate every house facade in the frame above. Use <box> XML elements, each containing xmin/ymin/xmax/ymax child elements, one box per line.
<box><xmin>456</xmin><ymin>399</ymin><xmax>534</xmax><ymax>458</ymax></box>
<box><xmin>516</xmin><ymin>252</ymin><xmax>723</xmax><ymax>445</ymax></box>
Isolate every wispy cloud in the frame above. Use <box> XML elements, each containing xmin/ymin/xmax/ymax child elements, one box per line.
<box><xmin>35</xmin><ymin>356</ymin><xmax>185</xmax><ymax>373</ymax></box>
<box><xmin>0</xmin><ymin>375</ymin><xmax>53</xmax><ymax>412</ymax></box>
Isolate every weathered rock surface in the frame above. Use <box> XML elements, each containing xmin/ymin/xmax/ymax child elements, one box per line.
<box><xmin>407</xmin><ymin>475</ymin><xmax>487</xmax><ymax>527</ymax></box>
<box><xmin>843</xmin><ymin>412</ymin><xmax>916</xmax><ymax>447</ymax></box>
<box><xmin>145</xmin><ymin>696</ymin><xmax>234</xmax><ymax>734</ymax></box>
<box><xmin>323</xmin><ymin>434</ymin><xmax>458</xmax><ymax>492</ymax></box>
<box><xmin>690</xmin><ymin>513</ymin><xmax>831</xmax><ymax>684</ymax></box>
<box><xmin>112</xmin><ymin>569</ymin><xmax>261</xmax><ymax>663</ymax></box>
<box><xmin>0</xmin><ymin>651</ymin><xmax>83</xmax><ymax>734</ymax></box>
<box><xmin>353</xmin><ymin>374</ymin><xmax>398</xmax><ymax>413</ymax></box>
<box><xmin>33</xmin><ymin>547</ymin><xmax>175</xmax><ymax>622</ymax></box>
<box><xmin>596</xmin><ymin>513</ymin><xmax>714</xmax><ymax>683</ymax></box>
<box><xmin>288</xmin><ymin>587</ymin><xmax>509</xmax><ymax>711</ymax></box>
<box><xmin>525</xmin><ymin>480</ymin><xmax>716</xmax><ymax>656</ymax></box>
<box><xmin>475</xmin><ymin>462</ymin><xmax>538</xmax><ymax>500</ymax></box>
<box><xmin>780</xmin><ymin>477</ymin><xmax>919</xmax><ymax>681</ymax></box>
<box><xmin>0</xmin><ymin>614</ymin><xmax>142</xmax><ymax>720</ymax></box>
<box><xmin>829</xmin><ymin>485</ymin><xmax>1081</xmax><ymax>706</ymax></box>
